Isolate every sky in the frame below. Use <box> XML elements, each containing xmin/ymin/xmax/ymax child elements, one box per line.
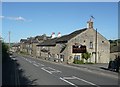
<box><xmin>1</xmin><ymin>2</ymin><xmax>118</xmax><ymax>43</ymax></box>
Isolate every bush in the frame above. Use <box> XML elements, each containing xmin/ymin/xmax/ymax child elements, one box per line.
<box><xmin>73</xmin><ymin>59</ymin><xmax>84</xmax><ymax>64</ymax></box>
<box><xmin>2</xmin><ymin>42</ymin><xmax>9</xmax><ymax>62</ymax></box>
<box><xmin>20</xmin><ymin>51</ymin><xmax>28</xmax><ymax>55</ymax></box>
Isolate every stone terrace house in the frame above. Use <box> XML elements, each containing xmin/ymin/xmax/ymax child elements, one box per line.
<box><xmin>11</xmin><ymin>43</ymin><xmax>20</xmax><ymax>52</ymax></box>
<box><xmin>20</xmin><ymin>39</ymin><xmax>28</xmax><ymax>53</ymax></box>
<box><xmin>36</xmin><ymin>19</ymin><xmax>110</xmax><ymax>64</ymax></box>
<box><xmin>24</xmin><ymin>37</ymin><xmax>39</xmax><ymax>56</ymax></box>
<box><xmin>19</xmin><ymin>35</ymin><xmax>51</xmax><ymax>57</ymax></box>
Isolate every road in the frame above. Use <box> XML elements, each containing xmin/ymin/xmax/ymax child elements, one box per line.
<box><xmin>12</xmin><ymin>54</ymin><xmax>119</xmax><ymax>86</ymax></box>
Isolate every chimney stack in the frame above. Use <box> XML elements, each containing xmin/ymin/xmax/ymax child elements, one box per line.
<box><xmin>51</xmin><ymin>32</ymin><xmax>55</xmax><ymax>38</ymax></box>
<box><xmin>87</xmin><ymin>18</ymin><xmax>93</xmax><ymax>29</ymax></box>
<box><xmin>57</xmin><ymin>32</ymin><xmax>61</xmax><ymax>37</ymax></box>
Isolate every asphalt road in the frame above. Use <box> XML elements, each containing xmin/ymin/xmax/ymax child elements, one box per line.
<box><xmin>13</xmin><ymin>54</ymin><xmax>119</xmax><ymax>86</ymax></box>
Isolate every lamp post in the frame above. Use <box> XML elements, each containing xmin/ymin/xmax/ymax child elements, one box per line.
<box><xmin>9</xmin><ymin>31</ymin><xmax>11</xmax><ymax>51</ymax></box>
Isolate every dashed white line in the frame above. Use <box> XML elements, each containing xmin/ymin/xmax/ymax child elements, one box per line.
<box><xmin>37</xmin><ymin>63</ymin><xmax>45</xmax><ymax>66</ymax></box>
<box><xmin>41</xmin><ymin>67</ymin><xmax>52</xmax><ymax>74</ymax></box>
<box><xmin>40</xmin><ymin>64</ymin><xmax>45</xmax><ymax>66</ymax></box>
<box><xmin>47</xmin><ymin>67</ymin><xmax>56</xmax><ymax>71</ymax></box>
<box><xmin>33</xmin><ymin>63</ymin><xmax>39</xmax><ymax>67</ymax></box>
<box><xmin>63</xmin><ymin>76</ymin><xmax>76</xmax><ymax>80</ymax></box>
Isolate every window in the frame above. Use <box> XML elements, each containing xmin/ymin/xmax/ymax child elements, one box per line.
<box><xmin>74</xmin><ymin>55</ymin><xmax>80</xmax><ymax>60</ymax></box>
<box><xmin>102</xmin><ymin>41</ymin><xmax>104</xmax><ymax>43</ymax></box>
<box><xmin>90</xmin><ymin>42</ymin><xmax>93</xmax><ymax>49</ymax></box>
<box><xmin>60</xmin><ymin>55</ymin><xmax>64</xmax><ymax>61</ymax></box>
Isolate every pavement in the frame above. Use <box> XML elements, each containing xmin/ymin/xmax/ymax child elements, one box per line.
<box><xmin>69</xmin><ymin>63</ymin><xmax>118</xmax><ymax>74</ymax></box>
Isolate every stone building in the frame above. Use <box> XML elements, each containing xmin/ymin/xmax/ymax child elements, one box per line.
<box><xmin>20</xmin><ymin>39</ymin><xmax>28</xmax><ymax>53</ymax></box>
<box><xmin>11</xmin><ymin>43</ymin><xmax>20</xmax><ymax>52</ymax></box>
<box><xmin>36</xmin><ymin>19</ymin><xmax>110</xmax><ymax>63</ymax></box>
<box><xmin>110</xmin><ymin>45</ymin><xmax>120</xmax><ymax>61</ymax></box>
<box><xmin>19</xmin><ymin>35</ymin><xmax>50</xmax><ymax>57</ymax></box>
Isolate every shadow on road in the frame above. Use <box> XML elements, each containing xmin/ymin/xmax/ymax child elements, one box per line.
<box><xmin>99</xmin><ymin>66</ymin><xmax>120</xmax><ymax>73</ymax></box>
<box><xmin>99</xmin><ymin>67</ymin><xmax>109</xmax><ymax>71</ymax></box>
<box><xmin>2</xmin><ymin>56</ymin><xmax>38</xmax><ymax>86</ymax></box>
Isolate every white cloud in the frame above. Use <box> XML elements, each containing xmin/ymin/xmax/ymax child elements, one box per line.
<box><xmin>7</xmin><ymin>16</ymin><xmax>26</xmax><ymax>21</ymax></box>
<box><xmin>0</xmin><ymin>16</ymin><xmax>4</xmax><ymax>19</ymax></box>
<box><xmin>1</xmin><ymin>16</ymin><xmax>31</xmax><ymax>22</ymax></box>
<box><xmin>15</xmin><ymin>16</ymin><xmax>26</xmax><ymax>21</ymax></box>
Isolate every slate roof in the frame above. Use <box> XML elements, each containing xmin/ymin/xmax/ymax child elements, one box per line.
<box><xmin>56</xmin><ymin>28</ymin><xmax>87</xmax><ymax>43</ymax></box>
<box><xmin>37</xmin><ymin>38</ymin><xmax>58</xmax><ymax>46</ymax></box>
<box><xmin>35</xmin><ymin>35</ymin><xmax>51</xmax><ymax>41</ymax></box>
<box><xmin>12</xmin><ymin>43</ymin><xmax>20</xmax><ymax>47</ymax></box>
<box><xmin>20</xmin><ymin>39</ymin><xmax>27</xmax><ymax>43</ymax></box>
<box><xmin>110</xmin><ymin>46</ymin><xmax>120</xmax><ymax>53</ymax></box>
<box><xmin>37</xmin><ymin>28</ymin><xmax>87</xmax><ymax>46</ymax></box>
<box><xmin>24</xmin><ymin>38</ymin><xmax>38</xmax><ymax>44</ymax></box>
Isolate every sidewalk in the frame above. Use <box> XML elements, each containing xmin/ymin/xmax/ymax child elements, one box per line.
<box><xmin>68</xmin><ymin>63</ymin><xmax>119</xmax><ymax>78</ymax></box>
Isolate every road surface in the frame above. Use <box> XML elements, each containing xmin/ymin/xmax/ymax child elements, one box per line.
<box><xmin>10</xmin><ymin>54</ymin><xmax>119</xmax><ymax>87</ymax></box>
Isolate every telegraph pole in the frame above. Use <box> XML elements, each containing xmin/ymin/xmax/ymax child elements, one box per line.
<box><xmin>95</xmin><ymin>28</ymin><xmax>97</xmax><ymax>63</ymax></box>
<box><xmin>9</xmin><ymin>31</ymin><xmax>11</xmax><ymax>50</ymax></box>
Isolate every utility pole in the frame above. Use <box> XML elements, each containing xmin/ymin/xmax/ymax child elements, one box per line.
<box><xmin>95</xmin><ymin>28</ymin><xmax>97</xmax><ymax>63</ymax></box>
<box><xmin>9</xmin><ymin>31</ymin><xmax>11</xmax><ymax>50</ymax></box>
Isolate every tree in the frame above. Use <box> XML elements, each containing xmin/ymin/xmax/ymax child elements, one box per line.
<box><xmin>82</xmin><ymin>52</ymin><xmax>91</xmax><ymax>62</ymax></box>
<box><xmin>2</xmin><ymin>42</ymin><xmax>9</xmax><ymax>62</ymax></box>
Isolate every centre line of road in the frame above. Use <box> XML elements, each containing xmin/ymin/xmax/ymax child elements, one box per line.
<box><xmin>33</xmin><ymin>63</ymin><xmax>39</xmax><ymax>67</ymax></box>
<box><xmin>62</xmin><ymin>76</ymin><xmax>76</xmax><ymax>80</ymax></box>
<box><xmin>47</xmin><ymin>67</ymin><xmax>56</xmax><ymax>71</ymax></box>
<box><xmin>40</xmin><ymin>64</ymin><xmax>45</xmax><ymax>66</ymax></box>
<box><xmin>50</xmin><ymin>70</ymin><xmax>61</xmax><ymax>73</ymax></box>
<box><xmin>41</xmin><ymin>67</ymin><xmax>52</xmax><ymax>74</ymax></box>
<box><xmin>37</xmin><ymin>63</ymin><xmax>45</xmax><ymax>66</ymax></box>
<box><xmin>59</xmin><ymin>77</ymin><xmax>78</xmax><ymax>87</ymax></box>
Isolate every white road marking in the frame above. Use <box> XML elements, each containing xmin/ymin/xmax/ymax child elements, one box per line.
<box><xmin>41</xmin><ymin>67</ymin><xmax>61</xmax><ymax>74</ymax></box>
<box><xmin>41</xmin><ymin>67</ymin><xmax>52</xmax><ymax>74</ymax></box>
<box><xmin>32</xmin><ymin>61</ymin><xmax>36</xmax><ymax>63</ymax></box>
<box><xmin>37</xmin><ymin>63</ymin><xmax>45</xmax><ymax>66</ymax></box>
<box><xmin>28</xmin><ymin>60</ymin><xmax>32</xmax><ymax>63</ymax></box>
<box><xmin>87</xmin><ymin>70</ymin><xmax>92</xmax><ymax>72</ymax></box>
<box><xmin>60</xmin><ymin>77</ymin><xmax>78</xmax><ymax>87</ymax></box>
<box><xmin>73</xmin><ymin>76</ymin><xmax>99</xmax><ymax>86</ymax></box>
<box><xmin>47</xmin><ymin>67</ymin><xmax>56</xmax><ymax>71</ymax></box>
<box><xmin>60</xmin><ymin>76</ymin><xmax>100</xmax><ymax>87</ymax></box>
<box><xmin>40</xmin><ymin>64</ymin><xmax>45</xmax><ymax>66</ymax></box>
<box><xmin>63</xmin><ymin>76</ymin><xmax>76</xmax><ymax>80</ymax></box>
<box><xmin>33</xmin><ymin>63</ymin><xmax>39</xmax><ymax>67</ymax></box>
<box><xmin>50</xmin><ymin>70</ymin><xmax>61</xmax><ymax>73</ymax></box>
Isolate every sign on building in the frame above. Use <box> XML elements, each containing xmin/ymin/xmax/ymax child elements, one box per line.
<box><xmin>72</xmin><ymin>44</ymin><xmax>86</xmax><ymax>53</ymax></box>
